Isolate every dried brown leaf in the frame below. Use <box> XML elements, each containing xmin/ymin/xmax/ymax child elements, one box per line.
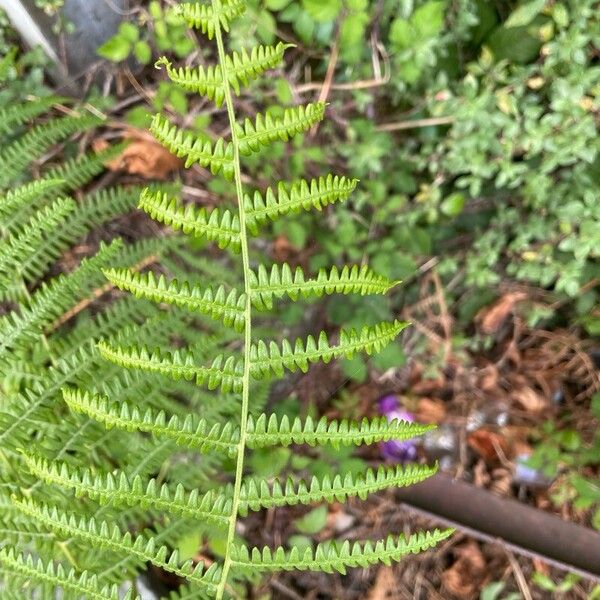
<box><xmin>468</xmin><ymin>429</ymin><xmax>509</xmax><ymax>464</ymax></box>
<box><xmin>512</xmin><ymin>387</ymin><xmax>547</xmax><ymax>414</ymax></box>
<box><xmin>442</xmin><ymin>541</ymin><xmax>486</xmax><ymax>599</ymax></box>
<box><xmin>93</xmin><ymin>130</ymin><xmax>181</xmax><ymax>179</ymax></box>
<box><xmin>477</xmin><ymin>292</ymin><xmax>527</xmax><ymax>334</ymax></box>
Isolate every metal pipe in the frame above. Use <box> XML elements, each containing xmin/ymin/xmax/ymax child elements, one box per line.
<box><xmin>396</xmin><ymin>474</ymin><xmax>600</xmax><ymax>581</ymax></box>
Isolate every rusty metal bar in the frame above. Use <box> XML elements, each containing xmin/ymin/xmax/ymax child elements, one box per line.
<box><xmin>396</xmin><ymin>474</ymin><xmax>600</xmax><ymax>581</ymax></box>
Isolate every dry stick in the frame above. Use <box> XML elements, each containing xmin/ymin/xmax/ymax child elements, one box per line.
<box><xmin>310</xmin><ymin>40</ymin><xmax>340</xmax><ymax>137</ymax></box>
<box><xmin>503</xmin><ymin>547</ymin><xmax>534</xmax><ymax>600</ymax></box>
<box><xmin>47</xmin><ymin>253</ymin><xmax>158</xmax><ymax>332</ymax></box>
<box><xmin>376</xmin><ymin>115</ymin><xmax>455</xmax><ymax>132</ymax></box>
<box><xmin>295</xmin><ymin>77</ymin><xmax>388</xmax><ymax>93</ymax></box>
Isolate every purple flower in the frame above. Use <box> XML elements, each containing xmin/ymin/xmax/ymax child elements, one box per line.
<box><xmin>378</xmin><ymin>395</ymin><xmax>418</xmax><ymax>463</ymax></box>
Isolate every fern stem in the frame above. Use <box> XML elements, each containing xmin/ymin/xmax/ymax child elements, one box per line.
<box><xmin>213</xmin><ymin>3</ymin><xmax>253</xmax><ymax>597</ymax></box>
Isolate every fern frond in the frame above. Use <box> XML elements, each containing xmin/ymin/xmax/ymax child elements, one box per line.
<box><xmin>45</xmin><ymin>142</ymin><xmax>127</xmax><ymax>193</ymax></box>
<box><xmin>138</xmin><ymin>188</ymin><xmax>241</xmax><ymax>250</ymax></box>
<box><xmin>150</xmin><ymin>114</ymin><xmax>234</xmax><ymax>178</ymax></box>
<box><xmin>97</xmin><ymin>341</ymin><xmax>244</xmax><ymax>393</ymax></box>
<box><xmin>236</xmin><ymin>103</ymin><xmax>326</xmax><ymax>156</ymax></box>
<box><xmin>244</xmin><ymin>175</ymin><xmax>358</xmax><ymax>232</ymax></box>
<box><xmin>0</xmin><ymin>197</ymin><xmax>75</xmax><ymax>268</ymax></box>
<box><xmin>246</xmin><ymin>413</ymin><xmax>434</xmax><ymax>449</ymax></box>
<box><xmin>249</xmin><ymin>320</ymin><xmax>409</xmax><ymax>378</ymax></box>
<box><xmin>0</xmin><ymin>113</ymin><xmax>102</xmax><ymax>187</ymax></box>
<box><xmin>21</xmin><ymin>454</ymin><xmax>231</xmax><ymax>526</ymax></box>
<box><xmin>10</xmin><ymin>496</ymin><xmax>221</xmax><ymax>593</ymax></box>
<box><xmin>0</xmin><ymin>546</ymin><xmax>137</xmax><ymax>600</ymax></box>
<box><xmin>230</xmin><ymin>529</ymin><xmax>453</xmax><ymax>574</ymax></box>
<box><xmin>0</xmin><ymin>178</ymin><xmax>65</xmax><ymax>223</ymax></box>
<box><xmin>62</xmin><ymin>387</ymin><xmax>240</xmax><ymax>456</ymax></box>
<box><xmin>103</xmin><ymin>268</ymin><xmax>246</xmax><ymax>331</ymax></box>
<box><xmin>0</xmin><ymin>96</ymin><xmax>67</xmax><ymax>135</ymax></box>
<box><xmin>250</xmin><ymin>263</ymin><xmax>399</xmax><ymax>310</ymax></box>
<box><xmin>177</xmin><ymin>0</ymin><xmax>246</xmax><ymax>38</ymax></box>
<box><xmin>237</xmin><ymin>463</ymin><xmax>438</xmax><ymax>514</ymax></box>
<box><xmin>0</xmin><ymin>240</ymin><xmax>124</xmax><ymax>360</ymax></box>
<box><xmin>156</xmin><ymin>43</ymin><xmax>293</xmax><ymax>106</ymax></box>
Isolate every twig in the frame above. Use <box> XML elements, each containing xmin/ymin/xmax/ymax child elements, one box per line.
<box><xmin>295</xmin><ymin>77</ymin><xmax>388</xmax><ymax>93</ymax></box>
<box><xmin>376</xmin><ymin>116</ymin><xmax>455</xmax><ymax>132</ymax></box>
<box><xmin>503</xmin><ymin>547</ymin><xmax>534</xmax><ymax>600</ymax></box>
<box><xmin>310</xmin><ymin>40</ymin><xmax>339</xmax><ymax>138</ymax></box>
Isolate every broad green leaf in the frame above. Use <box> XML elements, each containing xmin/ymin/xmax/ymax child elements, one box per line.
<box><xmin>505</xmin><ymin>0</ymin><xmax>546</xmax><ymax>28</ymax></box>
<box><xmin>98</xmin><ymin>35</ymin><xmax>131</xmax><ymax>62</ymax></box>
<box><xmin>411</xmin><ymin>1</ymin><xmax>446</xmax><ymax>38</ymax></box>
<box><xmin>302</xmin><ymin>0</ymin><xmax>342</xmax><ymax>22</ymax></box>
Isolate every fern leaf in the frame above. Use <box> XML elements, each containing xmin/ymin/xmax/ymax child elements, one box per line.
<box><xmin>0</xmin><ymin>546</ymin><xmax>137</xmax><ymax>600</ymax></box>
<box><xmin>156</xmin><ymin>43</ymin><xmax>293</xmax><ymax>106</ymax></box>
<box><xmin>45</xmin><ymin>142</ymin><xmax>127</xmax><ymax>193</ymax></box>
<box><xmin>176</xmin><ymin>0</ymin><xmax>246</xmax><ymax>38</ymax></box>
<box><xmin>0</xmin><ymin>113</ymin><xmax>102</xmax><ymax>188</ymax></box>
<box><xmin>61</xmin><ymin>390</ymin><xmax>432</xmax><ymax>453</ymax></box>
<box><xmin>246</xmin><ymin>413</ymin><xmax>434</xmax><ymax>449</ymax></box>
<box><xmin>21</xmin><ymin>454</ymin><xmax>231</xmax><ymax>526</ymax></box>
<box><xmin>97</xmin><ymin>341</ymin><xmax>244</xmax><ymax>393</ymax></box>
<box><xmin>62</xmin><ymin>387</ymin><xmax>240</xmax><ymax>456</ymax></box>
<box><xmin>0</xmin><ymin>240</ymin><xmax>124</xmax><ymax>360</ymax></box>
<box><xmin>229</xmin><ymin>529</ymin><xmax>453</xmax><ymax>574</ymax></box>
<box><xmin>0</xmin><ymin>197</ymin><xmax>76</xmax><ymax>272</ymax></box>
<box><xmin>0</xmin><ymin>96</ymin><xmax>68</xmax><ymax>135</ymax></box>
<box><xmin>10</xmin><ymin>496</ymin><xmax>221</xmax><ymax>593</ymax></box>
<box><xmin>250</xmin><ymin>263</ymin><xmax>399</xmax><ymax>310</ymax></box>
<box><xmin>249</xmin><ymin>320</ymin><xmax>409</xmax><ymax>378</ymax></box>
<box><xmin>244</xmin><ymin>175</ymin><xmax>358</xmax><ymax>231</ymax></box>
<box><xmin>0</xmin><ymin>178</ymin><xmax>65</xmax><ymax>223</ymax></box>
<box><xmin>238</xmin><ymin>463</ymin><xmax>437</xmax><ymax>514</ymax></box>
<box><xmin>150</xmin><ymin>114</ymin><xmax>234</xmax><ymax>178</ymax></box>
<box><xmin>102</xmin><ymin>268</ymin><xmax>246</xmax><ymax>331</ymax></box>
<box><xmin>138</xmin><ymin>188</ymin><xmax>241</xmax><ymax>251</ymax></box>
<box><xmin>236</xmin><ymin>103</ymin><xmax>326</xmax><ymax>156</ymax></box>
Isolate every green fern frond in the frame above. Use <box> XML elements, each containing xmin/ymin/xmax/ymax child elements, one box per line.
<box><xmin>237</xmin><ymin>463</ymin><xmax>438</xmax><ymax>514</ymax></box>
<box><xmin>62</xmin><ymin>387</ymin><xmax>240</xmax><ymax>456</ymax></box>
<box><xmin>250</xmin><ymin>263</ymin><xmax>399</xmax><ymax>310</ymax></box>
<box><xmin>0</xmin><ymin>240</ymin><xmax>124</xmax><ymax>360</ymax></box>
<box><xmin>10</xmin><ymin>496</ymin><xmax>221</xmax><ymax>593</ymax></box>
<box><xmin>156</xmin><ymin>42</ymin><xmax>293</xmax><ymax>106</ymax></box>
<box><xmin>0</xmin><ymin>113</ymin><xmax>102</xmax><ymax>187</ymax></box>
<box><xmin>97</xmin><ymin>341</ymin><xmax>244</xmax><ymax>393</ymax></box>
<box><xmin>244</xmin><ymin>175</ymin><xmax>358</xmax><ymax>232</ymax></box>
<box><xmin>0</xmin><ymin>197</ymin><xmax>75</xmax><ymax>270</ymax></box>
<box><xmin>176</xmin><ymin>0</ymin><xmax>246</xmax><ymax>38</ymax></box>
<box><xmin>246</xmin><ymin>413</ymin><xmax>433</xmax><ymax>449</ymax></box>
<box><xmin>0</xmin><ymin>96</ymin><xmax>68</xmax><ymax>135</ymax></box>
<box><xmin>236</xmin><ymin>102</ymin><xmax>326</xmax><ymax>155</ymax></box>
<box><xmin>138</xmin><ymin>188</ymin><xmax>241</xmax><ymax>250</ymax></box>
<box><xmin>0</xmin><ymin>178</ymin><xmax>65</xmax><ymax>223</ymax></box>
<box><xmin>103</xmin><ymin>268</ymin><xmax>246</xmax><ymax>331</ymax></box>
<box><xmin>0</xmin><ymin>546</ymin><xmax>137</xmax><ymax>600</ymax></box>
<box><xmin>21</xmin><ymin>454</ymin><xmax>231</xmax><ymax>526</ymax></box>
<box><xmin>150</xmin><ymin>114</ymin><xmax>234</xmax><ymax>177</ymax></box>
<box><xmin>45</xmin><ymin>142</ymin><xmax>127</xmax><ymax>193</ymax></box>
<box><xmin>230</xmin><ymin>529</ymin><xmax>453</xmax><ymax>574</ymax></box>
<box><xmin>249</xmin><ymin>320</ymin><xmax>409</xmax><ymax>378</ymax></box>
